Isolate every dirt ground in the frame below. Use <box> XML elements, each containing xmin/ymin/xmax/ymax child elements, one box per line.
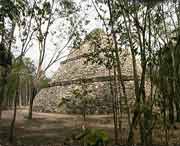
<box><xmin>0</xmin><ymin>109</ymin><xmax>117</xmax><ymax>145</ymax></box>
<box><xmin>1</xmin><ymin>109</ymin><xmax>180</xmax><ymax>145</ymax></box>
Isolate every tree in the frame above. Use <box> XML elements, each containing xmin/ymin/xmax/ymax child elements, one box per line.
<box><xmin>89</xmin><ymin>0</ymin><xmax>180</xmax><ymax>144</ymax></box>
<box><xmin>27</xmin><ymin>0</ymin><xmax>84</xmax><ymax>119</ymax></box>
<box><xmin>61</xmin><ymin>83</ymin><xmax>95</xmax><ymax>123</ymax></box>
<box><xmin>4</xmin><ymin>57</ymin><xmax>35</xmax><ymax>143</ymax></box>
<box><xmin>0</xmin><ymin>0</ymin><xmax>26</xmax><ymax>119</ymax></box>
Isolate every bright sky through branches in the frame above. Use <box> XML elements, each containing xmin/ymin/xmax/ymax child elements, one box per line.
<box><xmin>13</xmin><ymin>0</ymin><xmax>103</xmax><ymax>78</ymax></box>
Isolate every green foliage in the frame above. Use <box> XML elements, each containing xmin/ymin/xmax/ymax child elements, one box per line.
<box><xmin>0</xmin><ymin>0</ymin><xmax>26</xmax><ymax>23</ymax></box>
<box><xmin>38</xmin><ymin>77</ymin><xmax>50</xmax><ymax>89</ymax></box>
<box><xmin>0</xmin><ymin>43</ymin><xmax>12</xmax><ymax>67</ymax></box>
<box><xmin>5</xmin><ymin>57</ymin><xmax>35</xmax><ymax>100</ymax></box>
<box><xmin>84</xmin><ymin>29</ymin><xmax>115</xmax><ymax>70</ymax></box>
<box><xmin>59</xmin><ymin>85</ymin><xmax>96</xmax><ymax>114</ymax></box>
<box><xmin>58</xmin><ymin>0</ymin><xmax>77</xmax><ymax>16</ymax></box>
<box><xmin>43</xmin><ymin>2</ymin><xmax>51</xmax><ymax>15</ymax></box>
<box><xmin>34</xmin><ymin>1</ymin><xmax>51</xmax><ymax>18</ymax></box>
<box><xmin>6</xmin><ymin>71</ymin><xmax>18</xmax><ymax>99</ymax></box>
<box><xmin>77</xmin><ymin>128</ymin><xmax>110</xmax><ymax>146</ymax></box>
<box><xmin>85</xmin><ymin>29</ymin><xmax>105</xmax><ymax>41</ymax></box>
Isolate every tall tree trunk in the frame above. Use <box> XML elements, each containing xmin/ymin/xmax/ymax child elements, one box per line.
<box><xmin>113</xmin><ymin>65</ymin><xmax>120</xmax><ymax>143</ymax></box>
<box><xmin>120</xmin><ymin>6</ymin><xmax>140</xmax><ymax>144</ymax></box>
<box><xmin>28</xmin><ymin>97</ymin><xmax>34</xmax><ymax>120</ymax></box>
<box><xmin>0</xmin><ymin>21</ymin><xmax>14</xmax><ymax>119</ymax></box>
<box><xmin>109</xmin><ymin>69</ymin><xmax>118</xmax><ymax>144</ymax></box>
<box><xmin>19</xmin><ymin>86</ymin><xmax>22</xmax><ymax>107</ymax></box>
<box><xmin>27</xmin><ymin>80</ymin><xmax>31</xmax><ymax>105</ymax></box>
<box><xmin>175</xmin><ymin>102</ymin><xmax>180</xmax><ymax>122</ymax></box>
<box><xmin>9</xmin><ymin>76</ymin><xmax>19</xmax><ymax>143</ymax></box>
<box><xmin>107</xmin><ymin>1</ymin><xmax>131</xmax><ymax>143</ymax></box>
<box><xmin>0</xmin><ymin>69</ymin><xmax>8</xmax><ymax>120</ymax></box>
<box><xmin>169</xmin><ymin>82</ymin><xmax>174</xmax><ymax>124</ymax></box>
<box><xmin>175</xmin><ymin>69</ymin><xmax>180</xmax><ymax>122</ymax></box>
<box><xmin>0</xmin><ymin>87</ymin><xmax>5</xmax><ymax>119</ymax></box>
<box><xmin>28</xmin><ymin>87</ymin><xmax>37</xmax><ymax>120</ymax></box>
<box><xmin>9</xmin><ymin>93</ymin><xmax>17</xmax><ymax>143</ymax></box>
<box><xmin>25</xmin><ymin>80</ymin><xmax>28</xmax><ymax>106</ymax></box>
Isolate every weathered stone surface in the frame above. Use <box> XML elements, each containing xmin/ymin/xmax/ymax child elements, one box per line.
<box><xmin>34</xmin><ymin>37</ymin><xmax>141</xmax><ymax>114</ymax></box>
<box><xmin>51</xmin><ymin>42</ymin><xmax>139</xmax><ymax>83</ymax></box>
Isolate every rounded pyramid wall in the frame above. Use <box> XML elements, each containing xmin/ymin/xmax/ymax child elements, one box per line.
<box><xmin>34</xmin><ymin>32</ymin><xmax>141</xmax><ymax>114</ymax></box>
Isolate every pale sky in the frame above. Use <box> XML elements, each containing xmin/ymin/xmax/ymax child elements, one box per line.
<box><xmin>12</xmin><ymin>1</ymin><xmax>177</xmax><ymax>78</ymax></box>
<box><xmin>14</xmin><ymin>0</ymin><xmax>104</xmax><ymax>78</ymax></box>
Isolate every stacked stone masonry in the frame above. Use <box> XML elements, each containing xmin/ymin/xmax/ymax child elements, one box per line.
<box><xmin>34</xmin><ymin>40</ymin><xmax>141</xmax><ymax>114</ymax></box>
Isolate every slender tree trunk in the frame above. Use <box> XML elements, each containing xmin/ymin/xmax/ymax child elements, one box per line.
<box><xmin>175</xmin><ymin>101</ymin><xmax>180</xmax><ymax>122</ymax></box>
<box><xmin>28</xmin><ymin>97</ymin><xmax>34</xmax><ymax>120</ymax></box>
<box><xmin>163</xmin><ymin>96</ymin><xmax>168</xmax><ymax>145</ymax></box>
<box><xmin>168</xmin><ymin>86</ymin><xmax>174</xmax><ymax>124</ymax></box>
<box><xmin>28</xmin><ymin>87</ymin><xmax>37</xmax><ymax>120</ymax></box>
<box><xmin>121</xmin><ymin>8</ymin><xmax>140</xmax><ymax>143</ymax></box>
<box><xmin>27</xmin><ymin>80</ymin><xmax>31</xmax><ymax>105</ymax></box>
<box><xmin>19</xmin><ymin>87</ymin><xmax>22</xmax><ymax>107</ymax></box>
<box><xmin>0</xmin><ymin>21</ymin><xmax>14</xmax><ymax>119</ymax></box>
<box><xmin>107</xmin><ymin>1</ymin><xmax>131</xmax><ymax>143</ymax></box>
<box><xmin>109</xmin><ymin>69</ymin><xmax>118</xmax><ymax>144</ymax></box>
<box><xmin>25</xmin><ymin>81</ymin><xmax>28</xmax><ymax>106</ymax></box>
<box><xmin>9</xmin><ymin>93</ymin><xmax>17</xmax><ymax>143</ymax></box>
<box><xmin>113</xmin><ymin>65</ymin><xmax>120</xmax><ymax>143</ymax></box>
<box><xmin>0</xmin><ymin>72</ymin><xmax>8</xmax><ymax>120</ymax></box>
<box><xmin>0</xmin><ymin>88</ymin><xmax>5</xmax><ymax>119</ymax></box>
<box><xmin>0</xmin><ymin>106</ymin><xmax>2</xmax><ymax>119</ymax></box>
<box><xmin>9</xmin><ymin>76</ymin><xmax>19</xmax><ymax>143</ymax></box>
<box><xmin>175</xmin><ymin>72</ymin><xmax>180</xmax><ymax>122</ymax></box>
<box><xmin>82</xmin><ymin>103</ymin><xmax>86</xmax><ymax>129</ymax></box>
<box><xmin>147</xmin><ymin>9</ymin><xmax>153</xmax><ymax>145</ymax></box>
<box><xmin>169</xmin><ymin>99</ymin><xmax>174</xmax><ymax>124</ymax></box>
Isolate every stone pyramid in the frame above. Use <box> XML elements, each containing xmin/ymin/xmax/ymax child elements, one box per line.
<box><xmin>34</xmin><ymin>30</ymin><xmax>140</xmax><ymax>114</ymax></box>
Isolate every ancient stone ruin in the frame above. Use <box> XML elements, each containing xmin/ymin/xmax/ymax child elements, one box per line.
<box><xmin>34</xmin><ymin>31</ymin><xmax>141</xmax><ymax>114</ymax></box>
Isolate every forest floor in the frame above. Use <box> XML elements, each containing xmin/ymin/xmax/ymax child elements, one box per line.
<box><xmin>0</xmin><ymin>108</ymin><xmax>116</xmax><ymax>145</ymax></box>
<box><xmin>1</xmin><ymin>108</ymin><xmax>180</xmax><ymax>145</ymax></box>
